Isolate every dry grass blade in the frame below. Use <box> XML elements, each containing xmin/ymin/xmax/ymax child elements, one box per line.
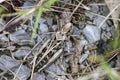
<box><xmin>2</xmin><ymin>0</ymin><xmax>44</xmax><ymax>32</ymax></box>
<box><xmin>30</xmin><ymin>56</ymin><xmax>37</xmax><ymax>80</ymax></box>
<box><xmin>38</xmin><ymin>49</ymin><xmax>63</xmax><ymax>72</ymax></box>
<box><xmin>35</xmin><ymin>40</ymin><xmax>61</xmax><ymax>67</ymax></box>
<box><xmin>70</xmin><ymin>0</ymin><xmax>83</xmax><ymax>17</ymax></box>
<box><xmin>35</xmin><ymin>39</ymin><xmax>50</xmax><ymax>57</ymax></box>
<box><xmin>98</xmin><ymin>2</ymin><xmax>120</xmax><ymax>29</ymax></box>
<box><xmin>77</xmin><ymin>67</ymin><xmax>120</xmax><ymax>80</ymax></box>
<box><xmin>106</xmin><ymin>47</ymin><xmax>120</xmax><ymax>62</ymax></box>
<box><xmin>13</xmin><ymin>39</ymin><xmax>49</xmax><ymax>79</ymax></box>
<box><xmin>105</xmin><ymin>0</ymin><xmax>120</xmax><ymax>28</ymax></box>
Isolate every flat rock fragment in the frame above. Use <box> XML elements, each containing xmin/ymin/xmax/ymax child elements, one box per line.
<box><xmin>9</xmin><ymin>29</ymin><xmax>32</xmax><ymax>45</ymax></box>
<box><xmin>0</xmin><ymin>55</ymin><xmax>20</xmax><ymax>71</ymax></box>
<box><xmin>82</xmin><ymin>24</ymin><xmax>101</xmax><ymax>43</ymax></box>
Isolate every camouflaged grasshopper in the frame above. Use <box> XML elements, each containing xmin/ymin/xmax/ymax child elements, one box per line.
<box><xmin>33</xmin><ymin>11</ymin><xmax>72</xmax><ymax>72</ymax></box>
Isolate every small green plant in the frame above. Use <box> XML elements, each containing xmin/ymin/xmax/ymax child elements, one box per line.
<box><xmin>97</xmin><ymin>36</ymin><xmax>120</xmax><ymax>80</ymax></box>
<box><xmin>31</xmin><ymin>0</ymin><xmax>57</xmax><ymax>42</ymax></box>
<box><xmin>0</xmin><ymin>5</ymin><xmax>5</xmax><ymax>14</ymax></box>
<box><xmin>0</xmin><ymin>0</ymin><xmax>57</xmax><ymax>43</ymax></box>
<box><xmin>100</xmin><ymin>58</ymin><xmax>120</xmax><ymax>80</ymax></box>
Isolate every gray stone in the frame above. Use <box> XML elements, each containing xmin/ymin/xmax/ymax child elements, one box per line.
<box><xmin>46</xmin><ymin>18</ymin><xmax>53</xmax><ymax>26</ymax></box>
<box><xmin>89</xmin><ymin>3</ymin><xmax>99</xmax><ymax>13</ymax></box>
<box><xmin>9</xmin><ymin>29</ymin><xmax>33</xmax><ymax>45</ymax></box>
<box><xmin>0</xmin><ymin>55</ymin><xmax>20</xmax><ymax>71</ymax></box>
<box><xmin>12</xmin><ymin>47</ymin><xmax>31</xmax><ymax>59</ymax></box>
<box><xmin>0</xmin><ymin>34</ymin><xmax>9</xmax><ymax>42</ymax></box>
<box><xmin>93</xmin><ymin>17</ymin><xmax>108</xmax><ymax>30</ymax></box>
<box><xmin>0</xmin><ymin>18</ymin><xmax>5</xmax><ymax>32</ymax></box>
<box><xmin>14</xmin><ymin>65</ymin><xmax>30</xmax><ymax>80</ymax></box>
<box><xmin>39</xmin><ymin>18</ymin><xmax>47</xmax><ymax>24</ymax></box>
<box><xmin>39</xmin><ymin>23</ymin><xmax>49</xmax><ymax>33</ymax></box>
<box><xmin>33</xmin><ymin>73</ymin><xmax>45</xmax><ymax>80</ymax></box>
<box><xmin>80</xmin><ymin>35</ymin><xmax>88</xmax><ymax>45</ymax></box>
<box><xmin>46</xmin><ymin>63</ymin><xmax>64</xmax><ymax>75</ymax></box>
<box><xmin>22</xmin><ymin>1</ymin><xmax>33</xmax><ymax>10</ymax></box>
<box><xmin>83</xmin><ymin>24</ymin><xmax>101</xmax><ymax>43</ymax></box>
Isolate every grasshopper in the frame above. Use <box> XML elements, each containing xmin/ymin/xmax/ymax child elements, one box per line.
<box><xmin>33</xmin><ymin>22</ymin><xmax>72</xmax><ymax>72</ymax></box>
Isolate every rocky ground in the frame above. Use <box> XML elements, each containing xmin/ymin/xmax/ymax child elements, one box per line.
<box><xmin>0</xmin><ymin>0</ymin><xmax>120</xmax><ymax>80</ymax></box>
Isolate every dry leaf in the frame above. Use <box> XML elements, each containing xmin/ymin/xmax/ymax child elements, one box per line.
<box><xmin>105</xmin><ymin>0</ymin><xmax>120</xmax><ymax>28</ymax></box>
